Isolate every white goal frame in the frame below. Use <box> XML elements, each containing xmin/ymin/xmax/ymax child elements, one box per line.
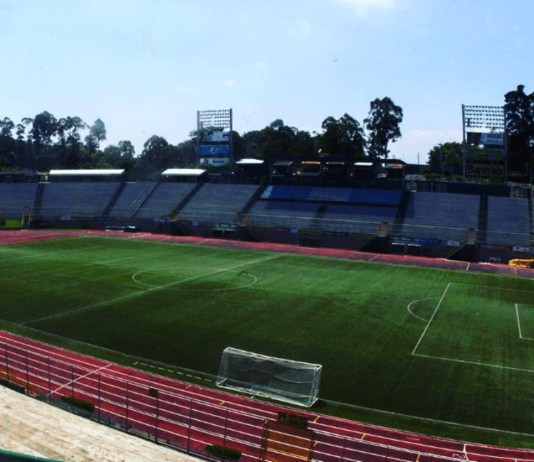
<box><xmin>217</xmin><ymin>347</ymin><xmax>322</xmax><ymax>407</ymax></box>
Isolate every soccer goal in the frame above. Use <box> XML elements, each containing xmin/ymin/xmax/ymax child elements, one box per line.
<box><xmin>216</xmin><ymin>347</ymin><xmax>322</xmax><ymax>407</ymax></box>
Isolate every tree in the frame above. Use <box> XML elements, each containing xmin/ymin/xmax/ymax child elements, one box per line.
<box><xmin>504</xmin><ymin>84</ymin><xmax>534</xmax><ymax>175</ymax></box>
<box><xmin>364</xmin><ymin>97</ymin><xmax>403</xmax><ymax>160</ymax></box>
<box><xmin>288</xmin><ymin>130</ymin><xmax>316</xmax><ymax>159</ymax></box>
<box><xmin>0</xmin><ymin>117</ymin><xmax>16</xmax><ymax>169</ymax></box>
<box><xmin>85</xmin><ymin>118</ymin><xmax>107</xmax><ymax>152</ymax></box>
<box><xmin>427</xmin><ymin>142</ymin><xmax>463</xmax><ymax>175</ymax></box>
<box><xmin>29</xmin><ymin>111</ymin><xmax>58</xmax><ymax>170</ymax></box>
<box><xmin>57</xmin><ymin>116</ymin><xmax>87</xmax><ymax>168</ymax></box>
<box><xmin>319</xmin><ymin>113</ymin><xmax>366</xmax><ymax>159</ymax></box>
<box><xmin>137</xmin><ymin>135</ymin><xmax>171</xmax><ymax>171</ymax></box>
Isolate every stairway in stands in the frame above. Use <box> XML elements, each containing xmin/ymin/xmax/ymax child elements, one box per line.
<box><xmin>476</xmin><ymin>194</ymin><xmax>488</xmax><ymax>244</ymax></box>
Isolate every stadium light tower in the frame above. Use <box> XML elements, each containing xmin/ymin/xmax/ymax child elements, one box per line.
<box><xmin>196</xmin><ymin>109</ymin><xmax>233</xmax><ymax>169</ymax></box>
<box><xmin>461</xmin><ymin>105</ymin><xmax>505</xmax><ymax>182</ymax></box>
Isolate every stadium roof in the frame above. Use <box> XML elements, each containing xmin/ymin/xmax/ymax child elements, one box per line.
<box><xmin>161</xmin><ymin>168</ymin><xmax>206</xmax><ymax>176</ymax></box>
<box><xmin>49</xmin><ymin>169</ymin><xmax>124</xmax><ymax>176</ymax></box>
<box><xmin>235</xmin><ymin>158</ymin><xmax>264</xmax><ymax>165</ymax></box>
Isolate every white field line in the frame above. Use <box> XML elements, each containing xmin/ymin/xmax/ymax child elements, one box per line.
<box><xmin>516</xmin><ymin>303</ymin><xmax>524</xmax><ymax>339</ymax></box>
<box><xmin>413</xmin><ymin>352</ymin><xmax>534</xmax><ymax>374</ymax></box>
<box><xmin>411</xmin><ymin>283</ymin><xmax>451</xmax><ymax>356</ymax></box>
<box><xmin>48</xmin><ymin>363</ymin><xmax>112</xmax><ymax>397</ymax></box>
<box><xmin>23</xmin><ymin>254</ymin><xmax>281</xmax><ymax>325</ymax></box>
<box><xmin>515</xmin><ymin>304</ymin><xmax>534</xmax><ymax>341</ymax></box>
<box><xmin>406</xmin><ymin>298</ymin><xmax>439</xmax><ymax>323</ymax></box>
<box><xmin>131</xmin><ymin>267</ymin><xmax>258</xmax><ymax>291</ymax></box>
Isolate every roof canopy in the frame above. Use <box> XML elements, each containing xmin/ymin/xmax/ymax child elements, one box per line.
<box><xmin>49</xmin><ymin>169</ymin><xmax>124</xmax><ymax>176</ymax></box>
<box><xmin>235</xmin><ymin>158</ymin><xmax>264</xmax><ymax>165</ymax></box>
<box><xmin>161</xmin><ymin>168</ymin><xmax>206</xmax><ymax>176</ymax></box>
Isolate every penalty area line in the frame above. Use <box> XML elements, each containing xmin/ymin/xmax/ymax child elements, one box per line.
<box><xmin>516</xmin><ymin>303</ymin><xmax>534</xmax><ymax>341</ymax></box>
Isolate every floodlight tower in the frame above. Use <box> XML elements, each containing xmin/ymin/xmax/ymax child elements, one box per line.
<box><xmin>461</xmin><ymin>105</ymin><xmax>505</xmax><ymax>182</ymax></box>
<box><xmin>196</xmin><ymin>109</ymin><xmax>233</xmax><ymax>169</ymax></box>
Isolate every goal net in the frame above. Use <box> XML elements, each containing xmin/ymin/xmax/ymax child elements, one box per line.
<box><xmin>216</xmin><ymin>347</ymin><xmax>322</xmax><ymax>407</ymax></box>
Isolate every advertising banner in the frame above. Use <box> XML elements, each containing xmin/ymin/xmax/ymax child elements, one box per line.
<box><xmin>200</xmin><ymin>145</ymin><xmax>230</xmax><ymax>156</ymax></box>
<box><xmin>466</xmin><ymin>163</ymin><xmax>504</xmax><ymax>177</ymax></box>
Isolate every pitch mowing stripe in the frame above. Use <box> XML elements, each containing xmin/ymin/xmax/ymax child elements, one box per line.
<box><xmin>411</xmin><ymin>282</ymin><xmax>451</xmax><ymax>356</ymax></box>
<box><xmin>23</xmin><ymin>254</ymin><xmax>281</xmax><ymax>326</ymax></box>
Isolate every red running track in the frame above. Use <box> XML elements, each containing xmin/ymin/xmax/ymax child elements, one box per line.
<box><xmin>1</xmin><ymin>332</ymin><xmax>534</xmax><ymax>462</ymax></box>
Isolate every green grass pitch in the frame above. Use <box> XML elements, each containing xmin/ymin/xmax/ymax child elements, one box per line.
<box><xmin>1</xmin><ymin>235</ymin><xmax>534</xmax><ymax>446</ymax></box>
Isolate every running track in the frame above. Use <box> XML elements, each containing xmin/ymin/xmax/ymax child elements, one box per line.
<box><xmin>1</xmin><ymin>332</ymin><xmax>534</xmax><ymax>462</ymax></box>
<box><xmin>1</xmin><ymin>230</ymin><xmax>534</xmax><ymax>462</ymax></box>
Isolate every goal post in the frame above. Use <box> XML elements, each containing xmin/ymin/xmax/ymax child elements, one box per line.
<box><xmin>216</xmin><ymin>347</ymin><xmax>322</xmax><ymax>407</ymax></box>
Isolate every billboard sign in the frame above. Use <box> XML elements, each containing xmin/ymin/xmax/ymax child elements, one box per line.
<box><xmin>200</xmin><ymin>157</ymin><xmax>230</xmax><ymax>167</ymax></box>
<box><xmin>466</xmin><ymin>146</ymin><xmax>504</xmax><ymax>162</ymax></box>
<box><xmin>480</xmin><ymin>132</ymin><xmax>504</xmax><ymax>146</ymax></box>
<box><xmin>199</xmin><ymin>145</ymin><xmax>230</xmax><ymax>156</ymax></box>
<box><xmin>466</xmin><ymin>163</ymin><xmax>504</xmax><ymax>177</ymax></box>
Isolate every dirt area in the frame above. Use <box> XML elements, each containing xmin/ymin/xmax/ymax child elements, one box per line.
<box><xmin>0</xmin><ymin>386</ymin><xmax>200</xmax><ymax>462</ymax></box>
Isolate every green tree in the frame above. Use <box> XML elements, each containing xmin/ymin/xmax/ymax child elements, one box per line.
<box><xmin>101</xmin><ymin>140</ymin><xmax>136</xmax><ymax>170</ymax></box>
<box><xmin>288</xmin><ymin>130</ymin><xmax>316</xmax><ymax>159</ymax></box>
<box><xmin>14</xmin><ymin>122</ymin><xmax>32</xmax><ymax>169</ymax></box>
<box><xmin>137</xmin><ymin>135</ymin><xmax>172</xmax><ymax>171</ymax></box>
<box><xmin>427</xmin><ymin>142</ymin><xmax>463</xmax><ymax>174</ymax></box>
<box><xmin>85</xmin><ymin>118</ymin><xmax>107</xmax><ymax>153</ymax></box>
<box><xmin>57</xmin><ymin>116</ymin><xmax>86</xmax><ymax>168</ymax></box>
<box><xmin>242</xmin><ymin>130</ymin><xmax>264</xmax><ymax>159</ymax></box>
<box><xmin>504</xmin><ymin>84</ymin><xmax>534</xmax><ymax>175</ymax></box>
<box><xmin>29</xmin><ymin>111</ymin><xmax>59</xmax><ymax>170</ymax></box>
<box><xmin>319</xmin><ymin>113</ymin><xmax>366</xmax><ymax>159</ymax></box>
<box><xmin>173</xmin><ymin>139</ymin><xmax>197</xmax><ymax>167</ymax></box>
<box><xmin>0</xmin><ymin>117</ymin><xmax>16</xmax><ymax>169</ymax></box>
<box><xmin>364</xmin><ymin>97</ymin><xmax>403</xmax><ymax>160</ymax></box>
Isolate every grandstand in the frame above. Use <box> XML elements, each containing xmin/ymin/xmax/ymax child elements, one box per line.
<box><xmin>0</xmin><ymin>168</ymin><xmax>532</xmax><ymax>262</ymax></box>
<box><xmin>0</xmin><ymin>182</ymin><xmax>38</xmax><ymax>219</ymax></box>
<box><xmin>399</xmin><ymin>192</ymin><xmax>480</xmax><ymax>242</ymax></box>
<box><xmin>486</xmin><ymin>196</ymin><xmax>531</xmax><ymax>247</ymax></box>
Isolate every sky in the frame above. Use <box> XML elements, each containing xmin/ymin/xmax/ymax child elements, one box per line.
<box><xmin>1</xmin><ymin>0</ymin><xmax>533</xmax><ymax>165</ymax></box>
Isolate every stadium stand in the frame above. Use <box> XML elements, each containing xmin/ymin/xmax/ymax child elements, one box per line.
<box><xmin>39</xmin><ymin>182</ymin><xmax>119</xmax><ymax>218</ymax></box>
<box><xmin>486</xmin><ymin>196</ymin><xmax>531</xmax><ymax>247</ymax></box>
<box><xmin>133</xmin><ymin>182</ymin><xmax>197</xmax><ymax>219</ymax></box>
<box><xmin>0</xmin><ymin>172</ymin><xmax>532</xmax><ymax>261</ymax></box>
<box><xmin>0</xmin><ymin>183</ymin><xmax>38</xmax><ymax>218</ymax></box>
<box><xmin>261</xmin><ymin>185</ymin><xmax>402</xmax><ymax>205</ymax></box>
<box><xmin>108</xmin><ymin>181</ymin><xmax>156</xmax><ymax>217</ymax></box>
<box><xmin>247</xmin><ymin>201</ymin><xmax>320</xmax><ymax>229</ymax></box>
<box><xmin>317</xmin><ymin>204</ymin><xmax>398</xmax><ymax>235</ymax></box>
<box><xmin>178</xmin><ymin>183</ymin><xmax>259</xmax><ymax>223</ymax></box>
<box><xmin>399</xmin><ymin>192</ymin><xmax>480</xmax><ymax>242</ymax></box>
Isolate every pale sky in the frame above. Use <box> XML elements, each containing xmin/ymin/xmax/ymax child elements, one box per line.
<box><xmin>1</xmin><ymin>0</ymin><xmax>532</xmax><ymax>164</ymax></box>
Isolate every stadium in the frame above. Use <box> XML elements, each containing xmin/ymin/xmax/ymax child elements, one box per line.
<box><xmin>1</xmin><ymin>153</ymin><xmax>534</xmax><ymax>462</ymax></box>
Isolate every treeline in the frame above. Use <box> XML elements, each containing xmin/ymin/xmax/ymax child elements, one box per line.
<box><xmin>0</xmin><ymin>112</ymin><xmax>197</xmax><ymax>173</ymax></box>
<box><xmin>0</xmin><ymin>97</ymin><xmax>403</xmax><ymax>173</ymax></box>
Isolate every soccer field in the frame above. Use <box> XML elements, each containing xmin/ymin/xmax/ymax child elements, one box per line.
<box><xmin>1</xmin><ymin>235</ymin><xmax>534</xmax><ymax>444</ymax></box>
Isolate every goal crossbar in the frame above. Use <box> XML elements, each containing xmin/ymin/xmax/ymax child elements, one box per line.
<box><xmin>216</xmin><ymin>347</ymin><xmax>322</xmax><ymax>407</ymax></box>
